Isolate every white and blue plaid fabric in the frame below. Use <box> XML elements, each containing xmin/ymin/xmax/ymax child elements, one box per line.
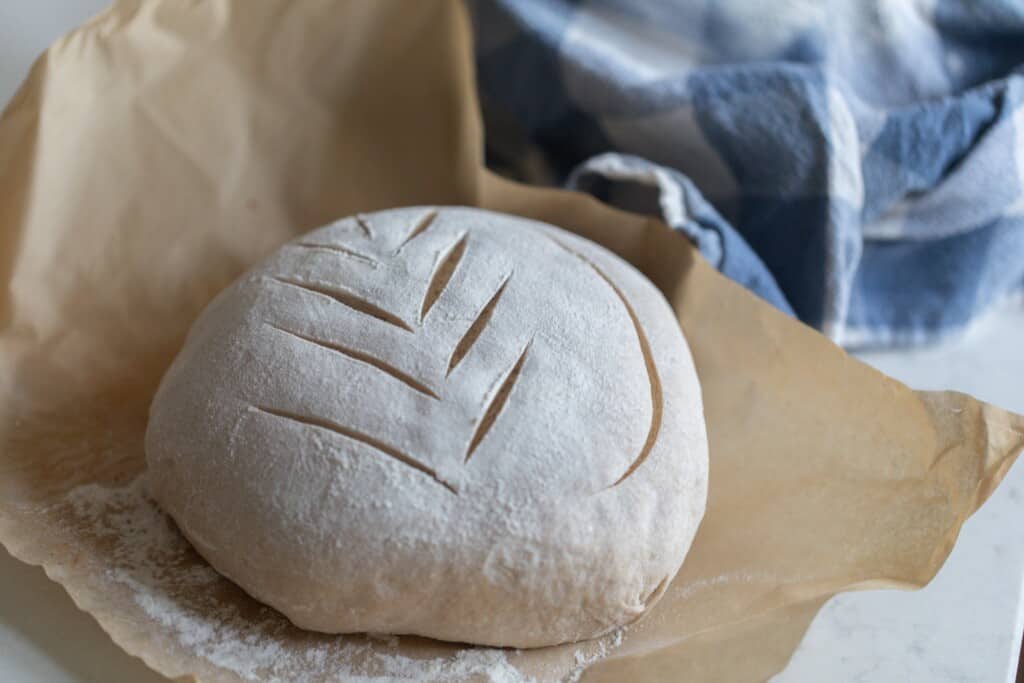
<box><xmin>470</xmin><ymin>0</ymin><xmax>1024</xmax><ymax>347</ymax></box>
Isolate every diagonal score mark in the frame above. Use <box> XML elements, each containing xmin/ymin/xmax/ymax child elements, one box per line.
<box><xmin>447</xmin><ymin>272</ymin><xmax>512</xmax><ymax>377</ymax></box>
<box><xmin>396</xmin><ymin>208</ymin><xmax>438</xmax><ymax>254</ymax></box>
<box><xmin>252</xmin><ymin>406</ymin><xmax>457</xmax><ymax>494</ymax></box>
<box><xmin>355</xmin><ymin>214</ymin><xmax>374</xmax><ymax>239</ymax></box>
<box><xmin>547</xmin><ymin>237</ymin><xmax>663</xmax><ymax>488</ymax></box>
<box><xmin>464</xmin><ymin>338</ymin><xmax>532</xmax><ymax>464</ymax></box>
<box><xmin>270</xmin><ymin>276</ymin><xmax>412</xmax><ymax>332</ymax></box>
<box><xmin>266</xmin><ymin>323</ymin><xmax>438</xmax><ymax>399</ymax></box>
<box><xmin>420</xmin><ymin>232</ymin><xmax>467</xmax><ymax>323</ymax></box>
<box><xmin>293</xmin><ymin>242</ymin><xmax>379</xmax><ymax>267</ymax></box>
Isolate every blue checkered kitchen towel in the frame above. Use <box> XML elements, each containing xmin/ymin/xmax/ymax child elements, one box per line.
<box><xmin>470</xmin><ymin>0</ymin><xmax>1024</xmax><ymax>347</ymax></box>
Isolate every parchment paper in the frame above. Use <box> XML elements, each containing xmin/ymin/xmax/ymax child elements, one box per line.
<box><xmin>0</xmin><ymin>1</ymin><xmax>1021</xmax><ymax>681</ymax></box>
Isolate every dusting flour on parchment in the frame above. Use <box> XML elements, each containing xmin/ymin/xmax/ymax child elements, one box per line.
<box><xmin>565</xmin><ymin>630</ymin><xmax>623</xmax><ymax>683</ymax></box>
<box><xmin>61</xmin><ymin>476</ymin><xmax>620</xmax><ymax>682</ymax></box>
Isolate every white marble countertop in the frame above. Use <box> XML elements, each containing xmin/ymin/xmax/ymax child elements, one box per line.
<box><xmin>1</xmin><ymin>3</ymin><xmax>1022</xmax><ymax>682</ymax></box>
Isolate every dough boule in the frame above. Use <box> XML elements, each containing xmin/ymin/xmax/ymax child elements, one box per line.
<box><xmin>145</xmin><ymin>206</ymin><xmax>708</xmax><ymax>648</ymax></box>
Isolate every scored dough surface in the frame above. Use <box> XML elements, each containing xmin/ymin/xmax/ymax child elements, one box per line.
<box><xmin>145</xmin><ymin>206</ymin><xmax>708</xmax><ymax>648</ymax></box>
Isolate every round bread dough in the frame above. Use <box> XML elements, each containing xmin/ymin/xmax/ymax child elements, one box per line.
<box><xmin>145</xmin><ymin>207</ymin><xmax>708</xmax><ymax>648</ymax></box>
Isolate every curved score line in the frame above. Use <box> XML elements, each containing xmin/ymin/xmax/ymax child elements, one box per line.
<box><xmin>547</xmin><ymin>237</ymin><xmax>663</xmax><ymax>488</ymax></box>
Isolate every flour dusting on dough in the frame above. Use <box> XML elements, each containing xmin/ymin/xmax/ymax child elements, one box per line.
<box><xmin>63</xmin><ymin>477</ymin><xmax>541</xmax><ymax>682</ymax></box>
<box><xmin>143</xmin><ymin>207</ymin><xmax>707</xmax><ymax>648</ymax></box>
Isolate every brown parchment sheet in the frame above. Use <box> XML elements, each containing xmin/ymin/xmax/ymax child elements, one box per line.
<box><xmin>0</xmin><ymin>1</ymin><xmax>1021</xmax><ymax>681</ymax></box>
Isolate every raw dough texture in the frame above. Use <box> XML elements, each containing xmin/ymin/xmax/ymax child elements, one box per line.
<box><xmin>145</xmin><ymin>207</ymin><xmax>708</xmax><ymax>648</ymax></box>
